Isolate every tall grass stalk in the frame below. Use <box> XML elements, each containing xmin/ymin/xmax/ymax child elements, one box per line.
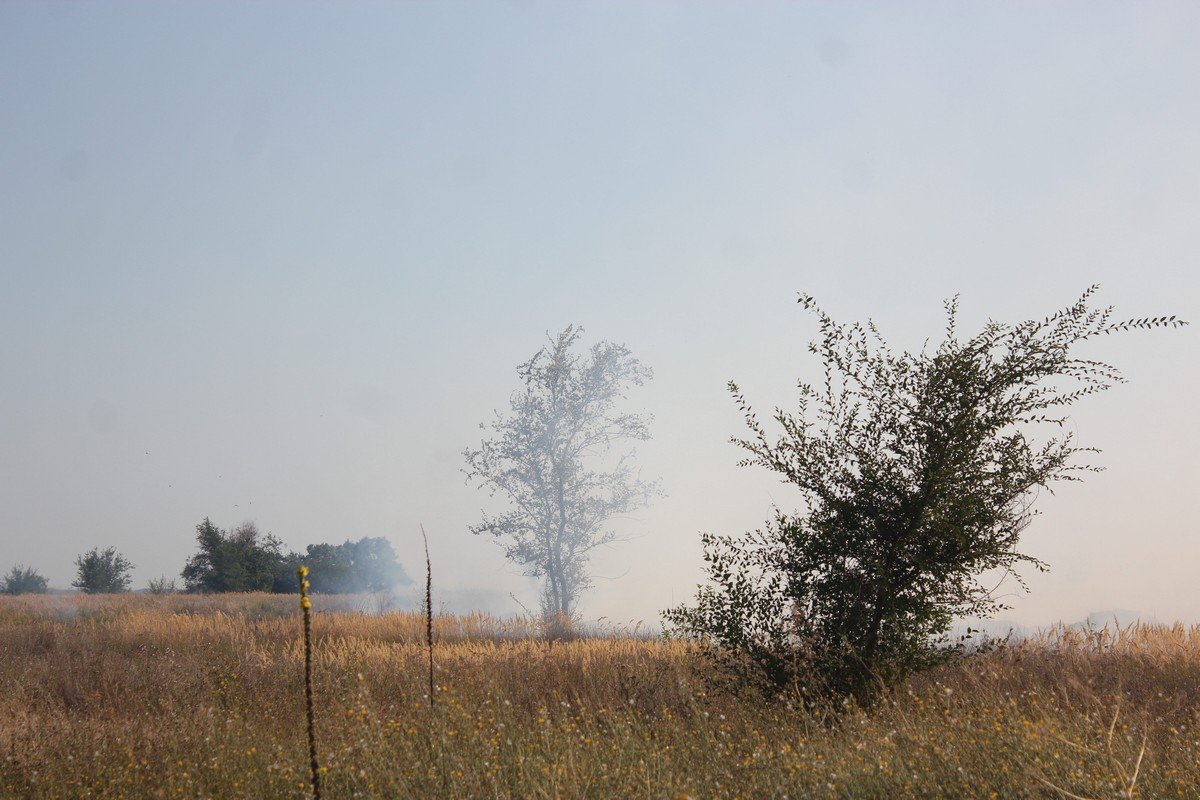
<box><xmin>421</xmin><ymin>525</ymin><xmax>434</xmax><ymax>708</ymax></box>
<box><xmin>297</xmin><ymin>566</ymin><xmax>321</xmax><ymax>800</ymax></box>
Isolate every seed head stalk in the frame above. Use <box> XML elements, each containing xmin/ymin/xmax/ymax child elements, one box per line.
<box><xmin>298</xmin><ymin>565</ymin><xmax>321</xmax><ymax>800</ymax></box>
<box><xmin>421</xmin><ymin>525</ymin><xmax>434</xmax><ymax>708</ymax></box>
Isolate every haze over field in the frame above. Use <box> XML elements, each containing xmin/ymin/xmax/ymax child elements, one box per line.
<box><xmin>1</xmin><ymin>2</ymin><xmax>1196</xmax><ymax>627</ymax></box>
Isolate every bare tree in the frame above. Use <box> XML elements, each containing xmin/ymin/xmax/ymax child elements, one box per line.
<box><xmin>464</xmin><ymin>326</ymin><xmax>660</xmax><ymax>620</ymax></box>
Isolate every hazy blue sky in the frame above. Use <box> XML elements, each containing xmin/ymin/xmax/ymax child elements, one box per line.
<box><xmin>1</xmin><ymin>2</ymin><xmax>1196</xmax><ymax>625</ymax></box>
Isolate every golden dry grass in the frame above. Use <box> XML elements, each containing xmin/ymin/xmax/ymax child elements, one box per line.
<box><xmin>2</xmin><ymin>593</ymin><xmax>1199</xmax><ymax>799</ymax></box>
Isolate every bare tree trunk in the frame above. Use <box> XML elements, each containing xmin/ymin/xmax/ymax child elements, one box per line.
<box><xmin>543</xmin><ymin>523</ymin><xmax>562</xmax><ymax>616</ymax></box>
<box><xmin>554</xmin><ymin>477</ymin><xmax>571</xmax><ymax>617</ymax></box>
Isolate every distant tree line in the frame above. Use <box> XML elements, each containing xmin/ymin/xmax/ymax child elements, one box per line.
<box><xmin>182</xmin><ymin>518</ymin><xmax>410</xmax><ymax>594</ymax></box>
<box><xmin>0</xmin><ymin>518</ymin><xmax>410</xmax><ymax>595</ymax></box>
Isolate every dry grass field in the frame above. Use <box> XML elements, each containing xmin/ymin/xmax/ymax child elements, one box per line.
<box><xmin>2</xmin><ymin>594</ymin><xmax>1198</xmax><ymax>799</ymax></box>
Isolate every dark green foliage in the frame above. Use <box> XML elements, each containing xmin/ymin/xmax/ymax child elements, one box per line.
<box><xmin>73</xmin><ymin>547</ymin><xmax>134</xmax><ymax>594</ymax></box>
<box><xmin>181</xmin><ymin>519</ymin><xmax>283</xmax><ymax>593</ymax></box>
<box><xmin>665</xmin><ymin>286</ymin><xmax>1186</xmax><ymax>703</ymax></box>
<box><xmin>1</xmin><ymin>565</ymin><xmax>50</xmax><ymax>595</ymax></box>
<box><xmin>181</xmin><ymin>518</ymin><xmax>410</xmax><ymax>595</ymax></box>
<box><xmin>276</xmin><ymin>537</ymin><xmax>411</xmax><ymax>594</ymax></box>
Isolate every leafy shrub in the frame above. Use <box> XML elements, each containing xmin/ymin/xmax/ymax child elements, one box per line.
<box><xmin>73</xmin><ymin>547</ymin><xmax>134</xmax><ymax>594</ymax></box>
<box><xmin>1</xmin><ymin>565</ymin><xmax>49</xmax><ymax>595</ymax></box>
<box><xmin>181</xmin><ymin>519</ymin><xmax>282</xmax><ymax>593</ymax></box>
<box><xmin>666</xmin><ymin>287</ymin><xmax>1185</xmax><ymax>703</ymax></box>
<box><xmin>147</xmin><ymin>575</ymin><xmax>178</xmax><ymax>594</ymax></box>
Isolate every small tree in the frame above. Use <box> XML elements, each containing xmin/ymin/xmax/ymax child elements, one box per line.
<box><xmin>181</xmin><ymin>518</ymin><xmax>283</xmax><ymax>593</ymax></box>
<box><xmin>464</xmin><ymin>326</ymin><xmax>661</xmax><ymax>620</ymax></box>
<box><xmin>665</xmin><ymin>286</ymin><xmax>1185</xmax><ymax>702</ymax></box>
<box><xmin>73</xmin><ymin>547</ymin><xmax>134</xmax><ymax>594</ymax></box>
<box><xmin>1</xmin><ymin>565</ymin><xmax>49</xmax><ymax>595</ymax></box>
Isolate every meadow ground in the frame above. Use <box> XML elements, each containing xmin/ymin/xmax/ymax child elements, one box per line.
<box><xmin>1</xmin><ymin>594</ymin><xmax>1198</xmax><ymax>799</ymax></box>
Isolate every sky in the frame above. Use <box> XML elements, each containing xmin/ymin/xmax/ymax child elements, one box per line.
<box><xmin>1</xmin><ymin>1</ymin><xmax>1196</xmax><ymax>627</ymax></box>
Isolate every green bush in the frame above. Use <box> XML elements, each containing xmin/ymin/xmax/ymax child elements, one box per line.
<box><xmin>73</xmin><ymin>547</ymin><xmax>134</xmax><ymax>594</ymax></box>
<box><xmin>181</xmin><ymin>519</ymin><xmax>282</xmax><ymax>593</ymax></box>
<box><xmin>666</xmin><ymin>287</ymin><xmax>1185</xmax><ymax>703</ymax></box>
<box><xmin>1</xmin><ymin>565</ymin><xmax>49</xmax><ymax>595</ymax></box>
<box><xmin>147</xmin><ymin>575</ymin><xmax>178</xmax><ymax>594</ymax></box>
